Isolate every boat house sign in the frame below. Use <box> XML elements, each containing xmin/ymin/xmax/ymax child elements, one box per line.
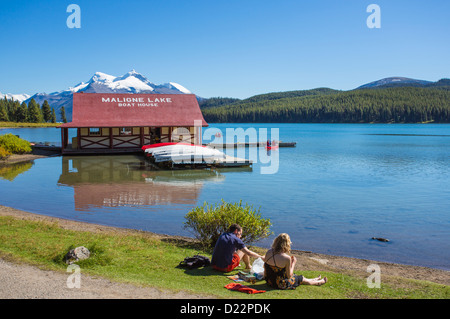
<box><xmin>101</xmin><ymin>96</ymin><xmax>173</xmax><ymax>108</ymax></box>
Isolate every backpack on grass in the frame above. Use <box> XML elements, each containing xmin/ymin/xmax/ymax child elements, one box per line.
<box><xmin>179</xmin><ymin>255</ymin><xmax>211</xmax><ymax>269</ymax></box>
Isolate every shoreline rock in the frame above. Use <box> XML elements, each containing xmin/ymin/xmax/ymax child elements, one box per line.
<box><xmin>64</xmin><ymin>246</ymin><xmax>91</xmax><ymax>265</ymax></box>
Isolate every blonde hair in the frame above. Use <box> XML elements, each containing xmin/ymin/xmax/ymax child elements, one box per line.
<box><xmin>271</xmin><ymin>233</ymin><xmax>292</xmax><ymax>254</ymax></box>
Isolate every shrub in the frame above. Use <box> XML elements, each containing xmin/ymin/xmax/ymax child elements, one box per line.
<box><xmin>184</xmin><ymin>200</ymin><xmax>272</xmax><ymax>248</ymax></box>
<box><xmin>0</xmin><ymin>133</ymin><xmax>32</xmax><ymax>154</ymax></box>
<box><xmin>0</xmin><ymin>145</ymin><xmax>11</xmax><ymax>159</ymax></box>
<box><xmin>0</xmin><ymin>161</ymin><xmax>33</xmax><ymax>181</ymax></box>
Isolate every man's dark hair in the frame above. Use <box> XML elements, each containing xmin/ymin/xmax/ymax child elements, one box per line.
<box><xmin>228</xmin><ymin>224</ymin><xmax>242</xmax><ymax>233</ymax></box>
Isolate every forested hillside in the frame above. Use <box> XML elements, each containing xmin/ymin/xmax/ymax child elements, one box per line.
<box><xmin>201</xmin><ymin>85</ymin><xmax>450</xmax><ymax>123</ymax></box>
<box><xmin>0</xmin><ymin>97</ymin><xmax>64</xmax><ymax>123</ymax></box>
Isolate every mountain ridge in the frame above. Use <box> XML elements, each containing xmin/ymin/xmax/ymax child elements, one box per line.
<box><xmin>200</xmin><ymin>83</ymin><xmax>450</xmax><ymax>123</ymax></box>
<box><xmin>2</xmin><ymin>75</ymin><xmax>449</xmax><ymax>122</ymax></box>
<box><xmin>199</xmin><ymin>77</ymin><xmax>449</xmax><ymax>109</ymax></box>
<box><xmin>356</xmin><ymin>76</ymin><xmax>433</xmax><ymax>89</ymax></box>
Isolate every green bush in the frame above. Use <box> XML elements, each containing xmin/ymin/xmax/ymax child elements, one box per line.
<box><xmin>0</xmin><ymin>145</ymin><xmax>11</xmax><ymax>159</ymax></box>
<box><xmin>0</xmin><ymin>133</ymin><xmax>32</xmax><ymax>154</ymax></box>
<box><xmin>184</xmin><ymin>200</ymin><xmax>272</xmax><ymax>248</ymax></box>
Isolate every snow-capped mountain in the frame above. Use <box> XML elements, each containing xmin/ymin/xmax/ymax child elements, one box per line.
<box><xmin>0</xmin><ymin>92</ymin><xmax>31</xmax><ymax>103</ymax></box>
<box><xmin>25</xmin><ymin>70</ymin><xmax>194</xmax><ymax>121</ymax></box>
<box><xmin>70</xmin><ymin>70</ymin><xmax>193</xmax><ymax>94</ymax></box>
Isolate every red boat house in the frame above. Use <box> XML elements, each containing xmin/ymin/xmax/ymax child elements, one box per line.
<box><xmin>59</xmin><ymin>93</ymin><xmax>208</xmax><ymax>154</ymax></box>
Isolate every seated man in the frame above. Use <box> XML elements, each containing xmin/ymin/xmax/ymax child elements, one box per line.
<box><xmin>211</xmin><ymin>224</ymin><xmax>264</xmax><ymax>272</ymax></box>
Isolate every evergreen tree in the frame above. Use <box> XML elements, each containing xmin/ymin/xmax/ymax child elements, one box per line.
<box><xmin>51</xmin><ymin>108</ymin><xmax>56</xmax><ymax>123</ymax></box>
<box><xmin>7</xmin><ymin>100</ymin><xmax>20</xmax><ymax>122</ymax></box>
<box><xmin>16</xmin><ymin>102</ymin><xmax>29</xmax><ymax>122</ymax></box>
<box><xmin>27</xmin><ymin>98</ymin><xmax>43</xmax><ymax>123</ymax></box>
<box><xmin>60</xmin><ymin>106</ymin><xmax>67</xmax><ymax>123</ymax></box>
<box><xmin>0</xmin><ymin>103</ymin><xmax>9</xmax><ymax>121</ymax></box>
<box><xmin>41</xmin><ymin>100</ymin><xmax>52</xmax><ymax>122</ymax></box>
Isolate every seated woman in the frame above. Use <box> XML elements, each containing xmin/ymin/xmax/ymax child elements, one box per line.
<box><xmin>264</xmin><ymin>233</ymin><xmax>327</xmax><ymax>289</ymax></box>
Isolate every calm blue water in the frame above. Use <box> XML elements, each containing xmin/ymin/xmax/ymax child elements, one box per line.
<box><xmin>1</xmin><ymin>124</ymin><xmax>449</xmax><ymax>270</ymax></box>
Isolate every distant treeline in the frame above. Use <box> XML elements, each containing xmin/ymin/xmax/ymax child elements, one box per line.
<box><xmin>0</xmin><ymin>97</ymin><xmax>67</xmax><ymax>123</ymax></box>
<box><xmin>200</xmin><ymin>86</ymin><xmax>450</xmax><ymax>123</ymax></box>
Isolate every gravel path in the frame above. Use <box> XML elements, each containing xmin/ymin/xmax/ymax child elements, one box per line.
<box><xmin>0</xmin><ymin>257</ymin><xmax>210</xmax><ymax>299</ymax></box>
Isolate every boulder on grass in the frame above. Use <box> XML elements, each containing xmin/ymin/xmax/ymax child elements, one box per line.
<box><xmin>64</xmin><ymin>246</ymin><xmax>90</xmax><ymax>264</ymax></box>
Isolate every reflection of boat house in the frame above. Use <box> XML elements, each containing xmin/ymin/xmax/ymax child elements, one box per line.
<box><xmin>57</xmin><ymin>156</ymin><xmax>224</xmax><ymax>210</ymax></box>
<box><xmin>59</xmin><ymin>93</ymin><xmax>208</xmax><ymax>154</ymax></box>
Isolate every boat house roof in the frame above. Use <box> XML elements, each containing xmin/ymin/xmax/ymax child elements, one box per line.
<box><xmin>59</xmin><ymin>93</ymin><xmax>208</xmax><ymax>128</ymax></box>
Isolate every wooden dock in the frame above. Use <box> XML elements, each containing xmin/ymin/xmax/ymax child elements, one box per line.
<box><xmin>60</xmin><ymin>146</ymin><xmax>143</xmax><ymax>155</ymax></box>
<box><xmin>205</xmin><ymin>141</ymin><xmax>296</xmax><ymax>148</ymax></box>
<box><xmin>145</xmin><ymin>153</ymin><xmax>252</xmax><ymax>170</ymax></box>
<box><xmin>214</xmin><ymin>155</ymin><xmax>252</xmax><ymax>167</ymax></box>
<box><xmin>35</xmin><ymin>141</ymin><xmax>296</xmax><ymax>156</ymax></box>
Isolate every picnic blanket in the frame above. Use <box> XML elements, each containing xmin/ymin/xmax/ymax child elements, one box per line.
<box><xmin>224</xmin><ymin>283</ymin><xmax>266</xmax><ymax>294</ymax></box>
<box><xmin>226</xmin><ymin>274</ymin><xmax>244</xmax><ymax>282</ymax></box>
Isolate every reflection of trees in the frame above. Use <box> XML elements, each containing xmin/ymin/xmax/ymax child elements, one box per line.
<box><xmin>0</xmin><ymin>161</ymin><xmax>33</xmax><ymax>181</ymax></box>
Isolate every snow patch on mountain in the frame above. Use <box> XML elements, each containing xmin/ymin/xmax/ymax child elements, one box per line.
<box><xmin>166</xmin><ymin>82</ymin><xmax>192</xmax><ymax>94</ymax></box>
<box><xmin>0</xmin><ymin>92</ymin><xmax>31</xmax><ymax>103</ymax></box>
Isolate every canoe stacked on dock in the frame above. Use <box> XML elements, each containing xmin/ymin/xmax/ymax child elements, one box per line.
<box><xmin>142</xmin><ymin>143</ymin><xmax>252</xmax><ymax>169</ymax></box>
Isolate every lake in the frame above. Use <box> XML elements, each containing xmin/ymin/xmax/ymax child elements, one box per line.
<box><xmin>1</xmin><ymin>124</ymin><xmax>449</xmax><ymax>270</ymax></box>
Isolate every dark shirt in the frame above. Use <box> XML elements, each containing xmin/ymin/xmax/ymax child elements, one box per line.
<box><xmin>211</xmin><ymin>232</ymin><xmax>245</xmax><ymax>269</ymax></box>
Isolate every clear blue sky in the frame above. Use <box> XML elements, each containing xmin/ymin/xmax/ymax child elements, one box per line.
<box><xmin>1</xmin><ymin>0</ymin><xmax>449</xmax><ymax>99</ymax></box>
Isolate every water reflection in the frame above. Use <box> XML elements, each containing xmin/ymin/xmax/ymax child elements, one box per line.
<box><xmin>0</xmin><ymin>161</ymin><xmax>34</xmax><ymax>181</ymax></box>
<box><xmin>57</xmin><ymin>155</ymin><xmax>226</xmax><ymax>211</ymax></box>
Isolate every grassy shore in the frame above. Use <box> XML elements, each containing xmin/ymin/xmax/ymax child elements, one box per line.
<box><xmin>0</xmin><ymin>122</ymin><xmax>61</xmax><ymax>128</ymax></box>
<box><xmin>0</xmin><ymin>206</ymin><xmax>448</xmax><ymax>299</ymax></box>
